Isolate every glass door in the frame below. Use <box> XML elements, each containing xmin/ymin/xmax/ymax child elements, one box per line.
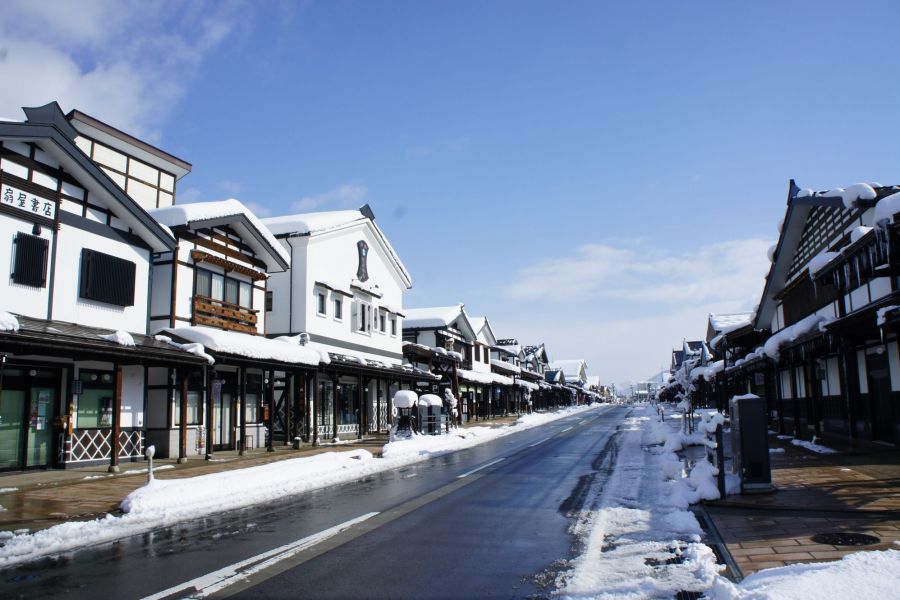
<box><xmin>26</xmin><ymin>388</ymin><xmax>54</xmax><ymax>468</ymax></box>
<box><xmin>0</xmin><ymin>390</ymin><xmax>26</xmax><ymax>471</ymax></box>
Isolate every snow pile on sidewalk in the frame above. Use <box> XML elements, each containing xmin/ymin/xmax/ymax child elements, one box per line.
<box><xmin>560</xmin><ymin>404</ymin><xmax>900</xmax><ymax>599</ymax></box>
<box><xmin>709</xmin><ymin>549</ymin><xmax>900</xmax><ymax>599</ymax></box>
<box><xmin>558</xmin><ymin>406</ymin><xmax>723</xmax><ymax>598</ymax></box>
<box><xmin>0</xmin><ymin>404</ymin><xmax>598</xmax><ymax>568</ymax></box>
<box><xmin>790</xmin><ymin>438</ymin><xmax>837</xmax><ymax>454</ymax></box>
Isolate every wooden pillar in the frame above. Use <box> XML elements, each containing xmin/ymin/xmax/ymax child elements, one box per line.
<box><xmin>206</xmin><ymin>370</ymin><xmax>215</xmax><ymax>460</ymax></box>
<box><xmin>239</xmin><ymin>366</ymin><xmax>247</xmax><ymax>456</ymax></box>
<box><xmin>284</xmin><ymin>372</ymin><xmax>293</xmax><ymax>446</ymax></box>
<box><xmin>332</xmin><ymin>375</ymin><xmax>340</xmax><ymax>442</ymax></box>
<box><xmin>179</xmin><ymin>371</ymin><xmax>188</xmax><ymax>463</ymax></box>
<box><xmin>312</xmin><ymin>371</ymin><xmax>320</xmax><ymax>446</ymax></box>
<box><xmin>108</xmin><ymin>364</ymin><xmax>123</xmax><ymax>473</ymax></box>
<box><xmin>266</xmin><ymin>370</ymin><xmax>276</xmax><ymax>452</ymax></box>
<box><xmin>358</xmin><ymin>375</ymin><xmax>365</xmax><ymax>439</ymax></box>
<box><xmin>839</xmin><ymin>347</ymin><xmax>859</xmax><ymax>445</ymax></box>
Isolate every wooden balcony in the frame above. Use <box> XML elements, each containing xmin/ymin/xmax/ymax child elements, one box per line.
<box><xmin>192</xmin><ymin>296</ymin><xmax>258</xmax><ymax>334</ymax></box>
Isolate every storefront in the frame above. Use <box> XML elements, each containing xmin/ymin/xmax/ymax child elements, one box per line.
<box><xmin>0</xmin><ymin>361</ymin><xmax>60</xmax><ymax>471</ymax></box>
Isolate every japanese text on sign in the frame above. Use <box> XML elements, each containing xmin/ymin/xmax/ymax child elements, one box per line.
<box><xmin>1</xmin><ymin>183</ymin><xmax>57</xmax><ymax>220</ymax></box>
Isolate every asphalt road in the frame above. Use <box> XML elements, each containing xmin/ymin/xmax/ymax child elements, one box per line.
<box><xmin>0</xmin><ymin>405</ymin><xmax>631</xmax><ymax>600</ymax></box>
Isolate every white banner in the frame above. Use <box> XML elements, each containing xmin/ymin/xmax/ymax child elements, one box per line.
<box><xmin>1</xmin><ymin>183</ymin><xmax>57</xmax><ymax>220</ymax></box>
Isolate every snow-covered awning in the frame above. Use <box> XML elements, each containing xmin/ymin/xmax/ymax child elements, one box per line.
<box><xmin>165</xmin><ymin>326</ymin><xmax>324</xmax><ymax>367</ymax></box>
<box><xmin>490</xmin><ymin>359</ymin><xmax>521</xmax><ymax>374</ymax></box>
<box><xmin>457</xmin><ymin>368</ymin><xmax>493</xmax><ymax>385</ymax></box>
<box><xmin>516</xmin><ymin>379</ymin><xmax>539</xmax><ymax>391</ymax></box>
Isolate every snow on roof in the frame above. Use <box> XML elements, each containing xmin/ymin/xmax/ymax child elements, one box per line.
<box><xmin>708</xmin><ymin>312</ymin><xmax>753</xmax><ymax>333</ymax></box>
<box><xmin>404</xmin><ymin>305</ymin><xmax>464</xmax><ymax>329</ymax></box>
<box><xmin>470</xmin><ymin>316</ymin><xmax>486</xmax><ymax>332</ymax></box>
<box><xmin>151</xmin><ymin>199</ymin><xmax>290</xmax><ymax>268</ymax></box>
<box><xmin>796</xmin><ymin>182</ymin><xmax>877</xmax><ymax>208</ymax></box>
<box><xmin>586</xmin><ymin>375</ymin><xmax>601</xmax><ymax>387</ymax></box>
<box><xmin>165</xmin><ymin>326</ymin><xmax>323</xmax><ymax>366</ymax></box>
<box><xmin>874</xmin><ymin>191</ymin><xmax>900</xmax><ymax>227</ymax></box>
<box><xmin>850</xmin><ymin>226</ymin><xmax>873</xmax><ymax>244</ymax></box>
<box><xmin>763</xmin><ymin>314</ymin><xmax>831</xmax><ymax>360</ymax></box>
<box><xmin>99</xmin><ymin>330</ymin><xmax>135</xmax><ymax>347</ymax></box>
<box><xmin>491</xmin><ymin>359</ymin><xmax>521</xmax><ymax>374</ymax></box>
<box><xmin>550</xmin><ymin>359</ymin><xmax>585</xmax><ymax>380</ymax></box>
<box><xmin>0</xmin><ymin>311</ymin><xmax>20</xmax><ymax>332</ymax></box>
<box><xmin>261</xmin><ymin>210</ymin><xmax>365</xmax><ymax>236</ymax></box>
<box><xmin>807</xmin><ymin>251</ymin><xmax>841</xmax><ymax>276</ymax></box>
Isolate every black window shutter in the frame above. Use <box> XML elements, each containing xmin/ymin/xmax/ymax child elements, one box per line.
<box><xmin>12</xmin><ymin>232</ymin><xmax>49</xmax><ymax>288</ymax></box>
<box><xmin>80</xmin><ymin>249</ymin><xmax>136</xmax><ymax>307</ymax></box>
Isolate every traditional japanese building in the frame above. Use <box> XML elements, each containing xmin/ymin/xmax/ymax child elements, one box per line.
<box><xmin>0</xmin><ymin>102</ymin><xmax>205</xmax><ymax>471</ymax></box>
<box><xmin>263</xmin><ymin>207</ymin><xmax>435</xmax><ymax>442</ymax></box>
<box><xmin>147</xmin><ymin>199</ymin><xmax>323</xmax><ymax>458</ymax></box>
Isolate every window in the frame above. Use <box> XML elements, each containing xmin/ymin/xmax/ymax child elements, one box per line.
<box><xmin>225</xmin><ymin>278</ymin><xmax>239</xmax><ymax>305</ymax></box>
<box><xmin>356</xmin><ymin>301</ymin><xmax>371</xmax><ymax>332</ymax></box>
<box><xmin>79</xmin><ymin>249</ymin><xmax>136</xmax><ymax>307</ymax></box>
<box><xmin>12</xmin><ymin>232</ymin><xmax>48</xmax><ymax>288</ymax></box>
<box><xmin>76</xmin><ymin>370</ymin><xmax>114</xmax><ymax>428</ymax></box>
<box><xmin>265</xmin><ymin>291</ymin><xmax>273</xmax><ymax>312</ymax></box>
<box><xmin>196</xmin><ymin>268</ymin><xmax>253</xmax><ymax>309</ymax></box>
<box><xmin>317</xmin><ymin>291</ymin><xmax>326</xmax><ymax>315</ymax></box>
<box><xmin>174</xmin><ymin>370</ymin><xmax>202</xmax><ymax>426</ymax></box>
<box><xmin>334</xmin><ymin>297</ymin><xmax>343</xmax><ymax>320</ymax></box>
<box><xmin>475</xmin><ymin>345</ymin><xmax>481</xmax><ymax>362</ymax></box>
<box><xmin>391</xmin><ymin>317</ymin><xmax>397</xmax><ymax>336</ymax></box>
<box><xmin>379</xmin><ymin>311</ymin><xmax>386</xmax><ymax>332</ymax></box>
<box><xmin>245</xmin><ymin>373</ymin><xmax>262</xmax><ymax>423</ymax></box>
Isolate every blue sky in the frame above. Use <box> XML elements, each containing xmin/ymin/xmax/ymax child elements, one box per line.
<box><xmin>2</xmin><ymin>1</ymin><xmax>899</xmax><ymax>384</ymax></box>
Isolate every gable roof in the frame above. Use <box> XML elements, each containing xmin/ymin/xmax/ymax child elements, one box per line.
<box><xmin>151</xmin><ymin>199</ymin><xmax>289</xmax><ymax>271</ymax></box>
<box><xmin>262</xmin><ymin>205</ymin><xmax>411</xmax><ymax>288</ymax></box>
<box><xmin>0</xmin><ymin>102</ymin><xmax>176</xmax><ymax>252</ymax></box>
<box><xmin>709</xmin><ymin>312</ymin><xmax>753</xmax><ymax>333</ymax></box>
<box><xmin>470</xmin><ymin>316</ymin><xmax>498</xmax><ymax>346</ymax></box>
<box><xmin>754</xmin><ymin>180</ymin><xmax>900</xmax><ymax>329</ymax></box>
<box><xmin>403</xmin><ymin>304</ymin><xmax>477</xmax><ymax>341</ymax></box>
<box><xmin>550</xmin><ymin>359</ymin><xmax>587</xmax><ymax>382</ymax></box>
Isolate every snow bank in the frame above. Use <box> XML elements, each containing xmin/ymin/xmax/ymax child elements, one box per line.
<box><xmin>0</xmin><ymin>311</ymin><xmax>19</xmax><ymax>332</ymax></box>
<box><xmin>98</xmin><ymin>330</ymin><xmax>135</xmax><ymax>347</ymax></box>
<box><xmin>709</xmin><ymin>550</ymin><xmax>900</xmax><ymax>599</ymax></box>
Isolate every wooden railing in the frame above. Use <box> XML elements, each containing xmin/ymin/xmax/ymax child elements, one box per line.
<box><xmin>192</xmin><ymin>296</ymin><xmax>258</xmax><ymax>334</ymax></box>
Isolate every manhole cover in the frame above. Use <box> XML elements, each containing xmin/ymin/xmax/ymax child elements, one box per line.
<box><xmin>811</xmin><ymin>532</ymin><xmax>880</xmax><ymax>546</ymax></box>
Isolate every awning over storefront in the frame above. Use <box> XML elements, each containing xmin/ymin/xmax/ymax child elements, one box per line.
<box><xmin>1</xmin><ymin>313</ymin><xmax>209</xmax><ymax>366</ymax></box>
<box><xmin>165</xmin><ymin>326</ymin><xmax>323</xmax><ymax>370</ymax></box>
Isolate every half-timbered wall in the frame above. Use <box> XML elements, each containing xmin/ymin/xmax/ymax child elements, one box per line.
<box><xmin>150</xmin><ymin>225</ymin><xmax>267</xmax><ymax>336</ymax></box>
<box><xmin>74</xmin><ymin>136</ymin><xmax>177</xmax><ymax>211</ymax></box>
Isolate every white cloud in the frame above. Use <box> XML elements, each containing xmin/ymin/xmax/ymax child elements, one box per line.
<box><xmin>506</xmin><ymin>238</ymin><xmax>772</xmax><ymax>308</ymax></box>
<box><xmin>292</xmin><ymin>183</ymin><xmax>368</xmax><ymax>212</ymax></box>
<box><xmin>0</xmin><ymin>0</ymin><xmax>245</xmax><ymax>140</ymax></box>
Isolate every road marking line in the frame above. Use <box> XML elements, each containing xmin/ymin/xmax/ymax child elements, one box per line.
<box><xmin>456</xmin><ymin>457</ymin><xmax>506</xmax><ymax>479</ymax></box>
<box><xmin>529</xmin><ymin>437</ymin><xmax>552</xmax><ymax>448</ymax></box>
<box><xmin>560</xmin><ymin>426</ymin><xmax>573</xmax><ymax>433</ymax></box>
<box><xmin>141</xmin><ymin>512</ymin><xmax>379</xmax><ymax>600</ymax></box>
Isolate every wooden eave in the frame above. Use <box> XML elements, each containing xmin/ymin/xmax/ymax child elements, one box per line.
<box><xmin>190</xmin><ymin>250</ymin><xmax>268</xmax><ymax>281</ymax></box>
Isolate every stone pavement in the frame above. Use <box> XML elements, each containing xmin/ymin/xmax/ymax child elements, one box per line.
<box><xmin>0</xmin><ymin>415</ymin><xmax>521</xmax><ymax>537</ymax></box>
<box><xmin>700</xmin><ymin>430</ymin><xmax>900</xmax><ymax>580</ymax></box>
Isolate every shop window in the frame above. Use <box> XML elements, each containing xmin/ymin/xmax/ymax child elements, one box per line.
<box><xmin>12</xmin><ymin>232</ymin><xmax>48</xmax><ymax>288</ymax></box>
<box><xmin>79</xmin><ymin>249</ymin><xmax>136</xmax><ymax>307</ymax></box>
<box><xmin>245</xmin><ymin>373</ymin><xmax>262</xmax><ymax>423</ymax></box>
<box><xmin>76</xmin><ymin>370</ymin><xmax>114</xmax><ymax>429</ymax></box>
<box><xmin>174</xmin><ymin>369</ymin><xmax>203</xmax><ymax>426</ymax></box>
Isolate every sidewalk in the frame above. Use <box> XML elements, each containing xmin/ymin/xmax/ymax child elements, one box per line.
<box><xmin>699</xmin><ymin>427</ymin><xmax>900</xmax><ymax>579</ymax></box>
<box><xmin>0</xmin><ymin>415</ymin><xmax>522</xmax><ymax>537</ymax></box>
